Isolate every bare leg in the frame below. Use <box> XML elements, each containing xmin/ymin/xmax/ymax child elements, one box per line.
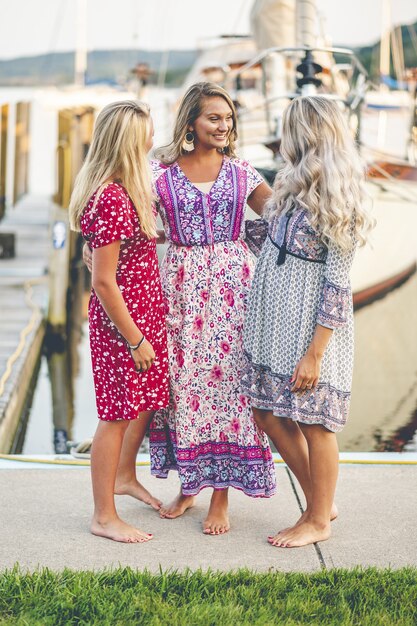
<box><xmin>203</xmin><ymin>489</ymin><xmax>230</xmax><ymax>535</ymax></box>
<box><xmin>90</xmin><ymin>419</ymin><xmax>153</xmax><ymax>543</ymax></box>
<box><xmin>270</xmin><ymin>424</ymin><xmax>339</xmax><ymax>548</ymax></box>
<box><xmin>159</xmin><ymin>488</ymin><xmax>195</xmax><ymax>519</ymax></box>
<box><xmin>252</xmin><ymin>409</ymin><xmax>338</xmax><ymax>530</ymax></box>
<box><xmin>253</xmin><ymin>409</ymin><xmax>312</xmax><ymax>505</ymax></box>
<box><xmin>115</xmin><ymin>412</ymin><xmax>162</xmax><ymax>510</ymax></box>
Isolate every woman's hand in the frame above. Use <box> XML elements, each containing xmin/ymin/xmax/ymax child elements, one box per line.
<box><xmin>83</xmin><ymin>242</ymin><xmax>93</xmax><ymax>272</ymax></box>
<box><xmin>130</xmin><ymin>339</ymin><xmax>156</xmax><ymax>372</ymax></box>
<box><xmin>155</xmin><ymin>229</ymin><xmax>166</xmax><ymax>245</ymax></box>
<box><xmin>291</xmin><ymin>352</ymin><xmax>321</xmax><ymax>392</ymax></box>
<box><xmin>291</xmin><ymin>324</ymin><xmax>333</xmax><ymax>392</ymax></box>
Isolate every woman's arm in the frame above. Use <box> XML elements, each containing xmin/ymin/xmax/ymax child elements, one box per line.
<box><xmin>83</xmin><ymin>242</ymin><xmax>93</xmax><ymax>271</ymax></box>
<box><xmin>155</xmin><ymin>229</ymin><xmax>166</xmax><ymax>245</ymax></box>
<box><xmin>92</xmin><ymin>242</ymin><xmax>155</xmax><ymax>371</ymax></box>
<box><xmin>291</xmin><ymin>325</ymin><xmax>333</xmax><ymax>392</ymax></box>
<box><xmin>247</xmin><ymin>181</ymin><xmax>273</xmax><ymax>216</ymax></box>
<box><xmin>292</xmin><ymin>239</ymin><xmax>356</xmax><ymax>392</ymax></box>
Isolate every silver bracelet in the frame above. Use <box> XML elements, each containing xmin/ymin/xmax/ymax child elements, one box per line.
<box><xmin>128</xmin><ymin>336</ymin><xmax>145</xmax><ymax>351</ymax></box>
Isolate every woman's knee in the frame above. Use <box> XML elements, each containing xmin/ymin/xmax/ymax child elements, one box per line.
<box><xmin>299</xmin><ymin>422</ymin><xmax>334</xmax><ymax>441</ymax></box>
<box><xmin>252</xmin><ymin>408</ymin><xmax>269</xmax><ymax>429</ymax></box>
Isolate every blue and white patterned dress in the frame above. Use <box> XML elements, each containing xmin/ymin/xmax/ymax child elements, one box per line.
<box><xmin>242</xmin><ymin>207</ymin><xmax>356</xmax><ymax>433</ymax></box>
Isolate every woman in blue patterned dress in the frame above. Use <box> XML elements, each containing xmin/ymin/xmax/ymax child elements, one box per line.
<box><xmin>243</xmin><ymin>96</ymin><xmax>374</xmax><ymax>548</ymax></box>
<box><xmin>150</xmin><ymin>83</ymin><xmax>276</xmax><ymax>534</ymax></box>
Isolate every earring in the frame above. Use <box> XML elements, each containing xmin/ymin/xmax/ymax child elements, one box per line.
<box><xmin>182</xmin><ymin>131</ymin><xmax>195</xmax><ymax>152</ymax></box>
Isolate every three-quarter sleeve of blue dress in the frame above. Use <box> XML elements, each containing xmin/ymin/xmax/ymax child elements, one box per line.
<box><xmin>317</xmin><ymin>240</ymin><xmax>356</xmax><ymax>330</ymax></box>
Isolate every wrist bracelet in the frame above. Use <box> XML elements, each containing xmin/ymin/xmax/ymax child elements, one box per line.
<box><xmin>128</xmin><ymin>336</ymin><xmax>145</xmax><ymax>351</ymax></box>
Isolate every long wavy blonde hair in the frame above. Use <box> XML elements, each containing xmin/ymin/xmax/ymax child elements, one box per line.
<box><xmin>69</xmin><ymin>100</ymin><xmax>156</xmax><ymax>239</ymax></box>
<box><xmin>269</xmin><ymin>96</ymin><xmax>373</xmax><ymax>250</ymax></box>
<box><xmin>155</xmin><ymin>82</ymin><xmax>238</xmax><ymax>164</ymax></box>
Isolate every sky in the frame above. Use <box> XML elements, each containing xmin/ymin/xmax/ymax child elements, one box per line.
<box><xmin>0</xmin><ymin>0</ymin><xmax>416</xmax><ymax>60</ymax></box>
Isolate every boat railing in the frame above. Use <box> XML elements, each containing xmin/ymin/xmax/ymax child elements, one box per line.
<box><xmin>224</xmin><ymin>46</ymin><xmax>371</xmax><ymax>152</ymax></box>
<box><xmin>227</xmin><ymin>45</ymin><xmax>369</xmax><ymax>83</ymax></box>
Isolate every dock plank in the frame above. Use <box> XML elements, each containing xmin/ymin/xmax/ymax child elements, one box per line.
<box><xmin>0</xmin><ymin>194</ymin><xmax>51</xmax><ymax>451</ymax></box>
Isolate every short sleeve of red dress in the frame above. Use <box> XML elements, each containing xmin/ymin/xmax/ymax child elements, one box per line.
<box><xmin>81</xmin><ymin>184</ymin><xmax>134</xmax><ymax>248</ymax></box>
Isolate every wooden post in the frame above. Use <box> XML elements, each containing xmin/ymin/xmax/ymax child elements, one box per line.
<box><xmin>0</xmin><ymin>104</ymin><xmax>9</xmax><ymax>220</ymax></box>
<box><xmin>48</xmin><ymin>106</ymin><xmax>94</xmax><ymax>335</ymax></box>
<box><xmin>13</xmin><ymin>102</ymin><xmax>30</xmax><ymax>206</ymax></box>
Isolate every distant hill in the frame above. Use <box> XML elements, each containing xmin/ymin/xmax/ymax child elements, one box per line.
<box><xmin>1</xmin><ymin>21</ymin><xmax>416</xmax><ymax>88</ymax></box>
<box><xmin>348</xmin><ymin>21</ymin><xmax>417</xmax><ymax>80</ymax></box>
<box><xmin>0</xmin><ymin>49</ymin><xmax>199</xmax><ymax>87</ymax></box>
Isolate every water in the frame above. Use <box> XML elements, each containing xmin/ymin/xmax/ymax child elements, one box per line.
<box><xmin>340</xmin><ymin>272</ymin><xmax>417</xmax><ymax>452</ymax></box>
<box><xmin>22</xmin><ymin>322</ymin><xmax>97</xmax><ymax>455</ymax></box>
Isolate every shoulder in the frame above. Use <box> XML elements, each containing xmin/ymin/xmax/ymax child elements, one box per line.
<box><xmin>83</xmin><ymin>183</ymin><xmax>131</xmax><ymax>226</ymax></box>
<box><xmin>81</xmin><ymin>182</ymin><xmax>135</xmax><ymax>246</ymax></box>
<box><xmin>98</xmin><ymin>182</ymin><xmax>129</xmax><ymax>205</ymax></box>
<box><xmin>229</xmin><ymin>157</ymin><xmax>256</xmax><ymax>172</ymax></box>
<box><xmin>229</xmin><ymin>157</ymin><xmax>265</xmax><ymax>191</ymax></box>
<box><xmin>84</xmin><ymin>183</ymin><xmax>131</xmax><ymax>218</ymax></box>
<box><xmin>151</xmin><ymin>159</ymin><xmax>171</xmax><ymax>183</ymax></box>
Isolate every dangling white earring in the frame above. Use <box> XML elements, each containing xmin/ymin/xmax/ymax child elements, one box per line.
<box><xmin>182</xmin><ymin>131</ymin><xmax>195</xmax><ymax>152</ymax></box>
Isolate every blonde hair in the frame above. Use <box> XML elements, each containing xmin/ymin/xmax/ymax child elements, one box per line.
<box><xmin>269</xmin><ymin>96</ymin><xmax>373</xmax><ymax>250</ymax></box>
<box><xmin>69</xmin><ymin>100</ymin><xmax>156</xmax><ymax>238</ymax></box>
<box><xmin>155</xmin><ymin>82</ymin><xmax>238</xmax><ymax>164</ymax></box>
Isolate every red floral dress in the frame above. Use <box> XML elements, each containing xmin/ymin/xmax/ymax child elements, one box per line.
<box><xmin>80</xmin><ymin>183</ymin><xmax>169</xmax><ymax>421</ymax></box>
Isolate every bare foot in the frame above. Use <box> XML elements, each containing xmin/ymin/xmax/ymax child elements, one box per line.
<box><xmin>159</xmin><ymin>492</ymin><xmax>195</xmax><ymax>519</ymax></box>
<box><xmin>91</xmin><ymin>516</ymin><xmax>153</xmax><ymax>543</ymax></box>
<box><xmin>277</xmin><ymin>502</ymin><xmax>338</xmax><ymax>534</ymax></box>
<box><xmin>115</xmin><ymin>478</ymin><xmax>162</xmax><ymax>511</ymax></box>
<box><xmin>268</xmin><ymin>519</ymin><xmax>330</xmax><ymax>548</ymax></box>
<box><xmin>203</xmin><ymin>491</ymin><xmax>230</xmax><ymax>535</ymax></box>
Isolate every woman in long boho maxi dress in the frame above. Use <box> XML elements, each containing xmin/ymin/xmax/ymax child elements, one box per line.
<box><xmin>150</xmin><ymin>82</ymin><xmax>276</xmax><ymax>534</ymax></box>
<box><xmin>242</xmin><ymin>96</ymin><xmax>374</xmax><ymax>548</ymax></box>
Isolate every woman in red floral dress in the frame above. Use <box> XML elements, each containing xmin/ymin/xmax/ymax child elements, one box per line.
<box><xmin>69</xmin><ymin>101</ymin><xmax>169</xmax><ymax>543</ymax></box>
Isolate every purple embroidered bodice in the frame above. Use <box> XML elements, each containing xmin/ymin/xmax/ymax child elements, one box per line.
<box><xmin>152</xmin><ymin>157</ymin><xmax>264</xmax><ymax>247</ymax></box>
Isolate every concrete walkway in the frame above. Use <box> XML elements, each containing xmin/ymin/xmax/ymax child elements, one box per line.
<box><xmin>0</xmin><ymin>461</ymin><xmax>416</xmax><ymax>572</ymax></box>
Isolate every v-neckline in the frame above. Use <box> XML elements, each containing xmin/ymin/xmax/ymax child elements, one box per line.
<box><xmin>175</xmin><ymin>155</ymin><xmax>227</xmax><ymax>196</ymax></box>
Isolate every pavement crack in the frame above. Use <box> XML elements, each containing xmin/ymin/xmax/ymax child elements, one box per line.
<box><xmin>285</xmin><ymin>466</ymin><xmax>327</xmax><ymax>570</ymax></box>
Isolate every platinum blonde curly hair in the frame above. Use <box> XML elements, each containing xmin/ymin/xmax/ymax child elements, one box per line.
<box><xmin>69</xmin><ymin>100</ymin><xmax>156</xmax><ymax>239</ymax></box>
<box><xmin>155</xmin><ymin>82</ymin><xmax>238</xmax><ymax>164</ymax></box>
<box><xmin>269</xmin><ymin>95</ymin><xmax>374</xmax><ymax>250</ymax></box>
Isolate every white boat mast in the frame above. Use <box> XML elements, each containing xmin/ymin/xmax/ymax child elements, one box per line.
<box><xmin>296</xmin><ymin>0</ymin><xmax>316</xmax><ymax>49</ymax></box>
<box><xmin>75</xmin><ymin>0</ymin><xmax>87</xmax><ymax>87</ymax></box>
<box><xmin>379</xmin><ymin>0</ymin><xmax>391</xmax><ymax>81</ymax></box>
<box><xmin>296</xmin><ymin>0</ymin><xmax>318</xmax><ymax>95</ymax></box>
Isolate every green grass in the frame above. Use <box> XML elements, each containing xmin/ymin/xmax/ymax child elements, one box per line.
<box><xmin>0</xmin><ymin>567</ymin><xmax>416</xmax><ymax>626</ymax></box>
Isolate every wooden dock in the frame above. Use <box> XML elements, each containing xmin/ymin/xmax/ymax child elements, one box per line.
<box><xmin>0</xmin><ymin>194</ymin><xmax>54</xmax><ymax>452</ymax></box>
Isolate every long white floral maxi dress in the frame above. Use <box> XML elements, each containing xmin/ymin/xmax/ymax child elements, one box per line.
<box><xmin>149</xmin><ymin>156</ymin><xmax>276</xmax><ymax>497</ymax></box>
